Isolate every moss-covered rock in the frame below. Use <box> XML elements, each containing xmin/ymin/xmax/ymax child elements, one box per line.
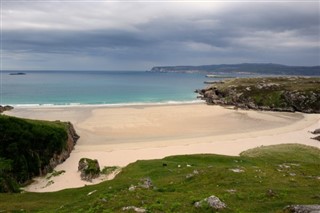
<box><xmin>78</xmin><ymin>158</ymin><xmax>100</xmax><ymax>182</ymax></box>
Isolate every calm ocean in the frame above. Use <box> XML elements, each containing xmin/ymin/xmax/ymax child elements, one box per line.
<box><xmin>1</xmin><ymin>71</ymin><xmax>211</xmax><ymax>106</ymax></box>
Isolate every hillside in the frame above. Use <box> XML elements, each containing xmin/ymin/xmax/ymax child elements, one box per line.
<box><xmin>0</xmin><ymin>144</ymin><xmax>319</xmax><ymax>212</ymax></box>
<box><xmin>150</xmin><ymin>63</ymin><xmax>320</xmax><ymax>76</ymax></box>
<box><xmin>197</xmin><ymin>77</ymin><xmax>320</xmax><ymax>113</ymax></box>
<box><xmin>0</xmin><ymin>115</ymin><xmax>79</xmax><ymax>192</ymax></box>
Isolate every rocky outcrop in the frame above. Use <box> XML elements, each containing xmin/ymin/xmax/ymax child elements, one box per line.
<box><xmin>122</xmin><ymin>206</ymin><xmax>146</xmax><ymax>212</ymax></box>
<box><xmin>78</xmin><ymin>158</ymin><xmax>100</xmax><ymax>182</ymax></box>
<box><xmin>312</xmin><ymin>128</ymin><xmax>320</xmax><ymax>134</ymax></box>
<box><xmin>0</xmin><ymin>105</ymin><xmax>13</xmax><ymax>113</ymax></box>
<box><xmin>311</xmin><ymin>128</ymin><xmax>320</xmax><ymax>142</ymax></box>
<box><xmin>66</xmin><ymin>121</ymin><xmax>80</xmax><ymax>147</ymax></box>
<box><xmin>312</xmin><ymin>136</ymin><xmax>320</xmax><ymax>141</ymax></box>
<box><xmin>139</xmin><ymin>177</ymin><xmax>153</xmax><ymax>189</ymax></box>
<box><xmin>283</xmin><ymin>204</ymin><xmax>320</xmax><ymax>213</ymax></box>
<box><xmin>41</xmin><ymin>122</ymin><xmax>80</xmax><ymax>175</ymax></box>
<box><xmin>196</xmin><ymin>77</ymin><xmax>320</xmax><ymax>113</ymax></box>
<box><xmin>194</xmin><ymin>195</ymin><xmax>227</xmax><ymax>210</ymax></box>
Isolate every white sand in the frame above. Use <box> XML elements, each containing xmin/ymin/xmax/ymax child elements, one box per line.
<box><xmin>5</xmin><ymin>104</ymin><xmax>320</xmax><ymax>192</ymax></box>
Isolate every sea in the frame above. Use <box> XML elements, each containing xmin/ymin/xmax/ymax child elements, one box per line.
<box><xmin>0</xmin><ymin>70</ymin><xmax>253</xmax><ymax>107</ymax></box>
<box><xmin>1</xmin><ymin>71</ymin><xmax>206</xmax><ymax>106</ymax></box>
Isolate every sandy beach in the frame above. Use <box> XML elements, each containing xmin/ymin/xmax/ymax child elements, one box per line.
<box><xmin>5</xmin><ymin>103</ymin><xmax>320</xmax><ymax>192</ymax></box>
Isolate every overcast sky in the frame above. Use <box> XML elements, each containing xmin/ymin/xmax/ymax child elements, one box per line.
<box><xmin>2</xmin><ymin>0</ymin><xmax>320</xmax><ymax>70</ymax></box>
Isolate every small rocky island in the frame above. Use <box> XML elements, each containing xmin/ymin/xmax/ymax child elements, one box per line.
<box><xmin>9</xmin><ymin>72</ymin><xmax>26</xmax><ymax>75</ymax></box>
<box><xmin>196</xmin><ymin>77</ymin><xmax>320</xmax><ymax>113</ymax></box>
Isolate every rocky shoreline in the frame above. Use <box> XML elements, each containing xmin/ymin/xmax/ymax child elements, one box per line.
<box><xmin>196</xmin><ymin>77</ymin><xmax>320</xmax><ymax>113</ymax></box>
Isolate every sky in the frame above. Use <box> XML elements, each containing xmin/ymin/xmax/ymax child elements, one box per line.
<box><xmin>1</xmin><ymin>0</ymin><xmax>320</xmax><ymax>70</ymax></box>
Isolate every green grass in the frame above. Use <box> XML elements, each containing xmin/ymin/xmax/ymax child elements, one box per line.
<box><xmin>0</xmin><ymin>144</ymin><xmax>319</xmax><ymax>212</ymax></box>
<box><xmin>101</xmin><ymin>166</ymin><xmax>120</xmax><ymax>175</ymax></box>
<box><xmin>46</xmin><ymin>170</ymin><xmax>66</xmax><ymax>180</ymax></box>
<box><xmin>218</xmin><ymin>77</ymin><xmax>320</xmax><ymax>92</ymax></box>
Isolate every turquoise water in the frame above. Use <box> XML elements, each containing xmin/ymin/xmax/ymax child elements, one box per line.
<box><xmin>1</xmin><ymin>71</ymin><xmax>209</xmax><ymax>106</ymax></box>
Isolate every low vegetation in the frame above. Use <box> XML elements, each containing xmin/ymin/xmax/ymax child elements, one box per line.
<box><xmin>0</xmin><ymin>144</ymin><xmax>319</xmax><ymax>212</ymax></box>
<box><xmin>101</xmin><ymin>166</ymin><xmax>120</xmax><ymax>175</ymax></box>
<box><xmin>46</xmin><ymin>170</ymin><xmax>66</xmax><ymax>180</ymax></box>
<box><xmin>0</xmin><ymin>115</ymin><xmax>69</xmax><ymax>192</ymax></box>
<box><xmin>198</xmin><ymin>77</ymin><xmax>320</xmax><ymax>113</ymax></box>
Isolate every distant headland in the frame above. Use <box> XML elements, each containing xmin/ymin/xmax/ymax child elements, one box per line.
<box><xmin>150</xmin><ymin>63</ymin><xmax>320</xmax><ymax>76</ymax></box>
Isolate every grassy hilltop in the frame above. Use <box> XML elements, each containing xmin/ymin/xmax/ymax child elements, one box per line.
<box><xmin>0</xmin><ymin>144</ymin><xmax>319</xmax><ymax>212</ymax></box>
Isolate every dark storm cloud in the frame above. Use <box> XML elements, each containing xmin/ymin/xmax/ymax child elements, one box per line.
<box><xmin>3</xmin><ymin>29</ymin><xmax>153</xmax><ymax>53</ymax></box>
<box><xmin>2</xmin><ymin>1</ymin><xmax>319</xmax><ymax>70</ymax></box>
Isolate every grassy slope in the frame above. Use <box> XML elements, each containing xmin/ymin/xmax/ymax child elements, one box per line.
<box><xmin>216</xmin><ymin>77</ymin><xmax>320</xmax><ymax>92</ymax></box>
<box><xmin>0</xmin><ymin>144</ymin><xmax>319</xmax><ymax>212</ymax></box>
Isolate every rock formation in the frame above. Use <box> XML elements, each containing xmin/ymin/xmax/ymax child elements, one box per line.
<box><xmin>122</xmin><ymin>206</ymin><xmax>146</xmax><ymax>212</ymax></box>
<box><xmin>78</xmin><ymin>158</ymin><xmax>100</xmax><ymax>182</ymax></box>
<box><xmin>283</xmin><ymin>204</ymin><xmax>320</xmax><ymax>213</ymax></box>
<box><xmin>196</xmin><ymin>77</ymin><xmax>320</xmax><ymax>113</ymax></box>
<box><xmin>311</xmin><ymin>128</ymin><xmax>320</xmax><ymax>142</ymax></box>
<box><xmin>41</xmin><ymin>122</ymin><xmax>80</xmax><ymax>175</ymax></box>
<box><xmin>0</xmin><ymin>105</ymin><xmax>13</xmax><ymax>113</ymax></box>
<box><xmin>139</xmin><ymin>177</ymin><xmax>153</xmax><ymax>189</ymax></box>
<box><xmin>194</xmin><ymin>195</ymin><xmax>227</xmax><ymax>210</ymax></box>
<box><xmin>312</xmin><ymin>128</ymin><xmax>320</xmax><ymax>134</ymax></box>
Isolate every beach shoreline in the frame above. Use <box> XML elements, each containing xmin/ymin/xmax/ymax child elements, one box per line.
<box><xmin>4</xmin><ymin>103</ymin><xmax>320</xmax><ymax>192</ymax></box>
<box><xmin>5</xmin><ymin>100</ymin><xmax>205</xmax><ymax>109</ymax></box>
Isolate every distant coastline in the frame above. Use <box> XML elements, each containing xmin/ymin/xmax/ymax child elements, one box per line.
<box><xmin>150</xmin><ymin>63</ymin><xmax>320</xmax><ymax>76</ymax></box>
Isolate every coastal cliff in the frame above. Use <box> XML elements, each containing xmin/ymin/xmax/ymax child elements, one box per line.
<box><xmin>0</xmin><ymin>116</ymin><xmax>79</xmax><ymax>192</ymax></box>
<box><xmin>41</xmin><ymin>122</ymin><xmax>79</xmax><ymax>175</ymax></box>
<box><xmin>196</xmin><ymin>77</ymin><xmax>320</xmax><ymax>113</ymax></box>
